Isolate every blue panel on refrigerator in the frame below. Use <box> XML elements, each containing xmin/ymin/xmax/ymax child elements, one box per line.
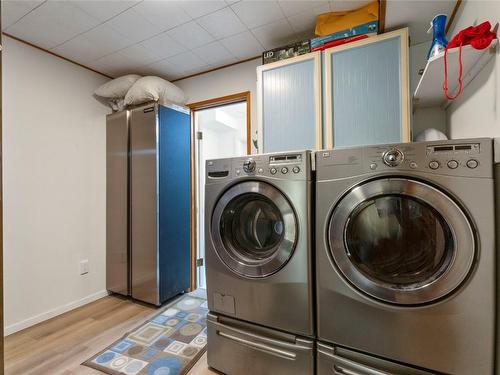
<box><xmin>262</xmin><ymin>59</ymin><xmax>317</xmax><ymax>153</ymax></box>
<box><xmin>158</xmin><ymin>105</ymin><xmax>191</xmax><ymax>303</ymax></box>
<box><xmin>330</xmin><ymin>37</ymin><xmax>402</xmax><ymax>148</ymax></box>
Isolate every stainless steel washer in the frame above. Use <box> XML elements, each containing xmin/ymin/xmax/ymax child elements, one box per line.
<box><xmin>205</xmin><ymin>151</ymin><xmax>314</xmax><ymax>336</ymax></box>
<box><xmin>205</xmin><ymin>151</ymin><xmax>314</xmax><ymax>375</ymax></box>
<box><xmin>315</xmin><ymin>139</ymin><xmax>495</xmax><ymax>374</ymax></box>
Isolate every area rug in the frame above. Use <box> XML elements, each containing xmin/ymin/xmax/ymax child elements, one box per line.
<box><xmin>83</xmin><ymin>293</ymin><xmax>208</xmax><ymax>375</ymax></box>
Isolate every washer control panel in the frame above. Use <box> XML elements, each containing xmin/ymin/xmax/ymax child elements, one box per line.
<box><xmin>206</xmin><ymin>151</ymin><xmax>311</xmax><ymax>182</ymax></box>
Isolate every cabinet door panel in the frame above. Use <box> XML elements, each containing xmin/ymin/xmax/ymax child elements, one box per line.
<box><xmin>258</xmin><ymin>53</ymin><xmax>321</xmax><ymax>153</ymax></box>
<box><xmin>325</xmin><ymin>29</ymin><xmax>410</xmax><ymax>148</ymax></box>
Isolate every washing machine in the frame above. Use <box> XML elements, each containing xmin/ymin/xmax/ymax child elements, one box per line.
<box><xmin>315</xmin><ymin>139</ymin><xmax>495</xmax><ymax>374</ymax></box>
<box><xmin>205</xmin><ymin>151</ymin><xmax>314</xmax><ymax>375</ymax></box>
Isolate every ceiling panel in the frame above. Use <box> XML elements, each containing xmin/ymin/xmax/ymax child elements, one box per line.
<box><xmin>165</xmin><ymin>51</ymin><xmax>209</xmax><ymax>74</ymax></box>
<box><xmin>140</xmin><ymin>32</ymin><xmax>187</xmax><ymax>60</ymax></box>
<box><xmin>142</xmin><ymin>59</ymin><xmax>186</xmax><ymax>80</ymax></box>
<box><xmin>132</xmin><ymin>1</ymin><xmax>191</xmax><ymax>31</ymax></box>
<box><xmin>231</xmin><ymin>1</ymin><xmax>285</xmax><ymax>29</ymax></box>
<box><xmin>252</xmin><ymin>18</ymin><xmax>296</xmax><ymax>50</ymax></box>
<box><xmin>286</xmin><ymin>2</ymin><xmax>331</xmax><ymax>34</ymax></box>
<box><xmin>278</xmin><ymin>1</ymin><xmax>329</xmax><ymax>17</ymax></box>
<box><xmin>87</xmin><ymin>51</ymin><xmax>141</xmax><ymax>77</ymax></box>
<box><xmin>3</xmin><ymin>0</ymin><xmax>458</xmax><ymax>80</ymax></box>
<box><xmin>105</xmin><ymin>7</ymin><xmax>162</xmax><ymax>44</ymax></box>
<box><xmin>193</xmin><ymin>41</ymin><xmax>237</xmax><ymax>67</ymax></box>
<box><xmin>178</xmin><ymin>1</ymin><xmax>227</xmax><ymax>19</ymax></box>
<box><xmin>5</xmin><ymin>0</ymin><xmax>100</xmax><ymax>49</ymax></box>
<box><xmin>220</xmin><ymin>31</ymin><xmax>264</xmax><ymax>60</ymax></box>
<box><xmin>119</xmin><ymin>43</ymin><xmax>160</xmax><ymax>67</ymax></box>
<box><xmin>197</xmin><ymin>7</ymin><xmax>247</xmax><ymax>39</ymax></box>
<box><xmin>329</xmin><ymin>0</ymin><xmax>372</xmax><ymax>12</ymax></box>
<box><xmin>71</xmin><ymin>0</ymin><xmax>139</xmax><ymax>22</ymax></box>
<box><xmin>52</xmin><ymin>24</ymin><xmax>132</xmax><ymax>63</ymax></box>
<box><xmin>385</xmin><ymin>0</ymin><xmax>456</xmax><ymax>45</ymax></box>
<box><xmin>167</xmin><ymin>21</ymin><xmax>215</xmax><ymax>49</ymax></box>
<box><xmin>1</xmin><ymin>0</ymin><xmax>44</xmax><ymax>30</ymax></box>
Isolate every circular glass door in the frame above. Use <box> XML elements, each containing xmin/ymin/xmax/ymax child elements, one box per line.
<box><xmin>211</xmin><ymin>181</ymin><xmax>297</xmax><ymax>278</ymax></box>
<box><xmin>329</xmin><ymin>178</ymin><xmax>475</xmax><ymax>305</ymax></box>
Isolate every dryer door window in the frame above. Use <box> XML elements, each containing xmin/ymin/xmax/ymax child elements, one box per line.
<box><xmin>212</xmin><ymin>181</ymin><xmax>297</xmax><ymax>278</ymax></box>
<box><xmin>329</xmin><ymin>178</ymin><xmax>475</xmax><ymax>305</ymax></box>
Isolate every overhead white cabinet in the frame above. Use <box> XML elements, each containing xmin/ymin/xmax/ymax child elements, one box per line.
<box><xmin>325</xmin><ymin>29</ymin><xmax>410</xmax><ymax>148</ymax></box>
<box><xmin>257</xmin><ymin>52</ymin><xmax>322</xmax><ymax>153</ymax></box>
<box><xmin>257</xmin><ymin>28</ymin><xmax>410</xmax><ymax>152</ymax></box>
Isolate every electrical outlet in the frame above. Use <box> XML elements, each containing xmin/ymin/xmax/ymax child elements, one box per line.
<box><xmin>80</xmin><ymin>259</ymin><xmax>89</xmax><ymax>275</ymax></box>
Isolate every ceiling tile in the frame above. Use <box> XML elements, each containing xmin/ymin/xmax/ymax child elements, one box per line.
<box><xmin>119</xmin><ymin>43</ymin><xmax>160</xmax><ymax>66</ymax></box>
<box><xmin>87</xmin><ymin>52</ymin><xmax>140</xmax><ymax>76</ymax></box>
<box><xmin>231</xmin><ymin>1</ymin><xmax>284</xmax><ymax>29</ymax></box>
<box><xmin>132</xmin><ymin>1</ymin><xmax>191</xmax><ymax>31</ymax></box>
<box><xmin>287</xmin><ymin>2</ymin><xmax>330</xmax><ymax>34</ymax></box>
<box><xmin>71</xmin><ymin>0</ymin><xmax>139</xmax><ymax>22</ymax></box>
<box><xmin>193</xmin><ymin>41</ymin><xmax>237</xmax><ymax>66</ymax></box>
<box><xmin>278</xmin><ymin>1</ymin><xmax>329</xmax><ymax>17</ymax></box>
<box><xmin>1</xmin><ymin>0</ymin><xmax>43</xmax><ymax>30</ymax></box>
<box><xmin>5</xmin><ymin>0</ymin><xmax>100</xmax><ymax>49</ymax></box>
<box><xmin>197</xmin><ymin>7</ymin><xmax>246</xmax><ymax>39</ymax></box>
<box><xmin>167</xmin><ymin>21</ymin><xmax>215</xmax><ymax>49</ymax></box>
<box><xmin>329</xmin><ymin>0</ymin><xmax>371</xmax><ymax>12</ymax></box>
<box><xmin>165</xmin><ymin>51</ymin><xmax>209</xmax><ymax>73</ymax></box>
<box><xmin>252</xmin><ymin>18</ymin><xmax>296</xmax><ymax>50</ymax></box>
<box><xmin>220</xmin><ymin>31</ymin><xmax>263</xmax><ymax>59</ymax></box>
<box><xmin>142</xmin><ymin>59</ymin><xmax>185</xmax><ymax>79</ymax></box>
<box><xmin>105</xmin><ymin>7</ymin><xmax>162</xmax><ymax>44</ymax></box>
<box><xmin>140</xmin><ymin>32</ymin><xmax>187</xmax><ymax>59</ymax></box>
<box><xmin>385</xmin><ymin>0</ymin><xmax>456</xmax><ymax>45</ymax></box>
<box><xmin>178</xmin><ymin>1</ymin><xmax>227</xmax><ymax>19</ymax></box>
<box><xmin>52</xmin><ymin>24</ymin><xmax>133</xmax><ymax>63</ymax></box>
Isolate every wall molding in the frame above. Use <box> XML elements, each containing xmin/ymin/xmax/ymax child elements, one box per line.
<box><xmin>4</xmin><ymin>290</ymin><xmax>109</xmax><ymax>336</ymax></box>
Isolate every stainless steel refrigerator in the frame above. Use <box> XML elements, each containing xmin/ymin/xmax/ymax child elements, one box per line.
<box><xmin>106</xmin><ymin>102</ymin><xmax>191</xmax><ymax>305</ymax></box>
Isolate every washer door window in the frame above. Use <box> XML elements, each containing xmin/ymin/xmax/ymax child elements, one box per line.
<box><xmin>212</xmin><ymin>181</ymin><xmax>297</xmax><ymax>278</ymax></box>
<box><xmin>329</xmin><ymin>178</ymin><xmax>475</xmax><ymax>305</ymax></box>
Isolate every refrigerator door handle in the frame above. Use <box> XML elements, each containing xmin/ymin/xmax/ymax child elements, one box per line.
<box><xmin>217</xmin><ymin>331</ymin><xmax>297</xmax><ymax>360</ymax></box>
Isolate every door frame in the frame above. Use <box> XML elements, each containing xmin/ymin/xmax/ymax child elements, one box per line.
<box><xmin>187</xmin><ymin>91</ymin><xmax>251</xmax><ymax>290</ymax></box>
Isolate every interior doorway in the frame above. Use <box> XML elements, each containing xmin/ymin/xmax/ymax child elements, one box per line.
<box><xmin>190</xmin><ymin>92</ymin><xmax>251</xmax><ymax>289</ymax></box>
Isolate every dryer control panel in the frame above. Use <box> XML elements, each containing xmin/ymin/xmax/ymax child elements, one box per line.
<box><xmin>317</xmin><ymin>138</ymin><xmax>493</xmax><ymax>179</ymax></box>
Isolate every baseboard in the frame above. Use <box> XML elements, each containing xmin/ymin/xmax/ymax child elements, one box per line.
<box><xmin>5</xmin><ymin>289</ymin><xmax>110</xmax><ymax>336</ymax></box>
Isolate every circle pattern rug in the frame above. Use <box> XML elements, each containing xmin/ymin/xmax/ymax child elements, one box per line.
<box><xmin>83</xmin><ymin>294</ymin><xmax>208</xmax><ymax>375</ymax></box>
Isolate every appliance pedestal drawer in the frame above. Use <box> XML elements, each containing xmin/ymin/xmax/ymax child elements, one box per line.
<box><xmin>207</xmin><ymin>312</ymin><xmax>314</xmax><ymax>375</ymax></box>
<box><xmin>317</xmin><ymin>342</ymin><xmax>434</xmax><ymax>375</ymax></box>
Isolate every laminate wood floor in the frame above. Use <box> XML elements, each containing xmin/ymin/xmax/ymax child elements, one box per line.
<box><xmin>4</xmin><ymin>295</ymin><xmax>217</xmax><ymax>375</ymax></box>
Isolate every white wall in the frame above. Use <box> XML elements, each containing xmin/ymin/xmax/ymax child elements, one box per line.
<box><xmin>175</xmin><ymin>58</ymin><xmax>260</xmax><ymax>153</ymax></box>
<box><xmin>410</xmin><ymin>41</ymin><xmax>447</xmax><ymax>138</ymax></box>
<box><xmin>2</xmin><ymin>36</ymin><xmax>109</xmax><ymax>334</ymax></box>
<box><xmin>446</xmin><ymin>1</ymin><xmax>500</xmax><ymax>139</ymax></box>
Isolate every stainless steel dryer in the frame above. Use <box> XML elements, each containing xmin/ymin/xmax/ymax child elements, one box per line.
<box><xmin>205</xmin><ymin>151</ymin><xmax>314</xmax><ymax>375</ymax></box>
<box><xmin>315</xmin><ymin>139</ymin><xmax>495</xmax><ymax>375</ymax></box>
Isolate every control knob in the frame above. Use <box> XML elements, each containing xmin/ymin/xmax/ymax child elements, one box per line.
<box><xmin>382</xmin><ymin>149</ymin><xmax>404</xmax><ymax>167</ymax></box>
<box><xmin>243</xmin><ymin>158</ymin><xmax>256</xmax><ymax>173</ymax></box>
